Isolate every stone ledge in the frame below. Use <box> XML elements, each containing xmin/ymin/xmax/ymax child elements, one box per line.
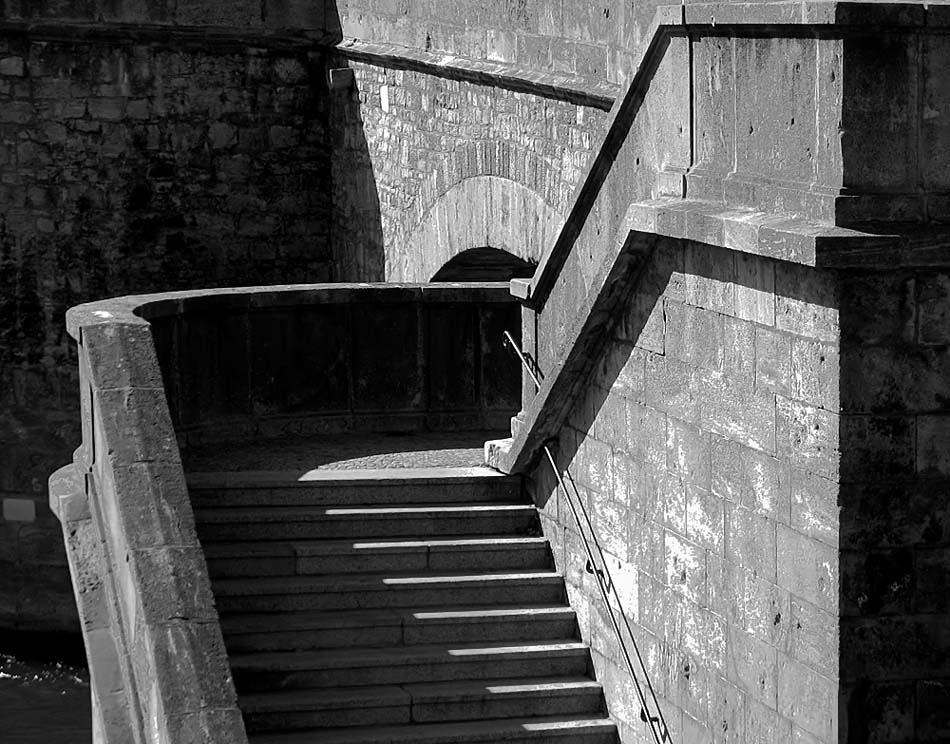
<box><xmin>626</xmin><ymin>197</ymin><xmax>950</xmax><ymax>270</ymax></box>
<box><xmin>67</xmin><ymin>282</ymin><xmax>512</xmax><ymax>337</ymax></box>
<box><xmin>334</xmin><ymin>39</ymin><xmax>620</xmax><ymax>111</ymax></box>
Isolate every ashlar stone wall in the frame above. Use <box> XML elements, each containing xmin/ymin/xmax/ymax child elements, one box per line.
<box><xmin>527</xmin><ymin>238</ymin><xmax>842</xmax><ymax>743</ymax></box>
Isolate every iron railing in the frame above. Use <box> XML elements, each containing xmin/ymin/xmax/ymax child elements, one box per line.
<box><xmin>503</xmin><ymin>330</ymin><xmax>671</xmax><ymax>744</ymax></box>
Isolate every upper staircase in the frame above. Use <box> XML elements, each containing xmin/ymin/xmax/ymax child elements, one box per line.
<box><xmin>187</xmin><ymin>466</ymin><xmax>619</xmax><ymax>744</ymax></box>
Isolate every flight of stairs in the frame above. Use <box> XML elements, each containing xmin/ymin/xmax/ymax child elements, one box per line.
<box><xmin>187</xmin><ymin>467</ymin><xmax>619</xmax><ymax>744</ymax></box>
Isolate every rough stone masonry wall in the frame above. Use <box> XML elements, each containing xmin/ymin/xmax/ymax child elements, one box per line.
<box><xmin>331</xmin><ymin>57</ymin><xmax>609</xmax><ymax>281</ymax></box>
<box><xmin>0</xmin><ymin>35</ymin><xmax>332</xmax><ymax>631</ymax></box>
<box><xmin>527</xmin><ymin>238</ymin><xmax>842</xmax><ymax>743</ymax></box>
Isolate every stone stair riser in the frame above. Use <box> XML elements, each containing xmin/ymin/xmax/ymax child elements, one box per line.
<box><xmin>206</xmin><ymin>544</ymin><xmax>552</xmax><ymax>578</ymax></box>
<box><xmin>232</xmin><ymin>654</ymin><xmax>590</xmax><ymax>691</ymax></box>
<box><xmin>215</xmin><ymin>581</ymin><xmax>565</xmax><ymax>613</ymax></box>
<box><xmin>223</xmin><ymin>615</ymin><xmax>578</xmax><ymax>653</ymax></box>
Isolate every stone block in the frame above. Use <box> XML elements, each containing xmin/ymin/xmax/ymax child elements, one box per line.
<box><xmin>145</xmin><ymin>620</ymin><xmax>237</xmax><ymax>714</ymax></box>
<box><xmin>777</xmin><ymin>657</ymin><xmax>836</xmax><ymax>741</ymax></box>
<box><xmin>789</xmin><ymin>469</ymin><xmax>838</xmax><ymax>547</ymax></box>
<box><xmin>723</xmin><ymin>317</ymin><xmax>755</xmax><ymax>387</ymax></box>
<box><xmin>686</xmin><ymin>484</ymin><xmax>724</xmax><ymax>556</ymax></box>
<box><xmin>790</xmin><ymin>338</ymin><xmax>839</xmax><ymax>411</ymax></box>
<box><xmin>83</xmin><ymin>323</ymin><xmax>164</xmax><ymax>391</ymax></box>
<box><xmin>700</xmin><ymin>370</ymin><xmax>776</xmax><ymax>454</ymax></box>
<box><xmin>777</xmin><ymin>525</ymin><xmax>838</xmax><ymax>613</ymax></box>
<box><xmin>735</xmin><ymin>252</ymin><xmax>775</xmax><ymax>326</ymax></box>
<box><xmin>841</xmin><ymin>344</ymin><xmax>950</xmax><ymax>415</ymax></box>
<box><xmin>745</xmin><ymin>699</ymin><xmax>792</xmax><ymax>744</ymax></box>
<box><xmin>918</xmin><ymin>680</ymin><xmax>950</xmax><ymax>741</ymax></box>
<box><xmin>726</xmin><ymin>627</ymin><xmax>778</xmax><ymax>708</ymax></box>
<box><xmin>132</xmin><ymin>547</ymin><xmax>217</xmax><ymax>625</ymax></box>
<box><xmin>664</xmin><ymin>300</ymin><xmax>724</xmax><ymax>372</ymax></box>
<box><xmin>839</xmin><ymin>272</ymin><xmax>914</xmax><ymax>347</ymax></box>
<box><xmin>755</xmin><ymin>327</ymin><xmax>792</xmax><ymax>396</ymax></box>
<box><xmin>775</xmin><ymin>398</ymin><xmax>839</xmax><ymax>481</ymax></box>
<box><xmin>840</xmin><ymin>547</ymin><xmax>913</xmax><ymax>617</ymax></box>
<box><xmin>739</xmin><ymin>569</ymin><xmax>790</xmax><ymax>650</ymax></box>
<box><xmin>593</xmin><ymin>388</ymin><xmax>628</xmax><ymax>448</ymax></box>
<box><xmin>163</xmin><ymin>708</ymin><xmax>247</xmax><ymax>744</ymax></box>
<box><xmin>738</xmin><ymin>447</ymin><xmax>790</xmax><ymax>524</ymax></box>
<box><xmin>684</xmin><ymin>243</ymin><xmax>735</xmax><ymax>315</ymax></box>
<box><xmin>841</xmin><ymin>33</ymin><xmax>917</xmax><ymax>192</ymax></box>
<box><xmin>726</xmin><ymin>504</ymin><xmax>776</xmax><ymax>582</ymax></box>
<box><xmin>665</xmin><ymin>530</ymin><xmax>706</xmax><ymax>605</ymax></box>
<box><xmin>787</xmin><ymin>596</ymin><xmax>837</xmax><ymax>679</ymax></box>
<box><xmin>840</xmin><ymin>415</ymin><xmax>916</xmax><ymax>482</ymax></box>
<box><xmin>3</xmin><ymin>497</ymin><xmax>36</xmax><ymax>522</ymax></box>
<box><xmin>0</xmin><ymin>56</ymin><xmax>24</xmax><ymax>76</ymax></box>
<box><xmin>691</xmin><ymin>34</ymin><xmax>737</xmax><ymax>178</ymax></box>
<box><xmin>707</xmin><ymin>675</ymin><xmax>746</xmax><ymax>744</ymax></box>
<box><xmin>104</xmin><ymin>462</ymin><xmax>197</xmax><ymax>550</ymax></box>
<box><xmin>839</xmin><ymin>480</ymin><xmax>950</xmax><ymax>550</ymax></box>
<box><xmin>917</xmin><ymin>273</ymin><xmax>950</xmax><ymax>345</ymax></box>
<box><xmin>593</xmin><ymin>497</ymin><xmax>628</xmax><ymax>559</ymax></box>
<box><xmin>644</xmin><ymin>354</ymin><xmax>700</xmax><ymax>425</ymax></box>
<box><xmin>704</xmin><ymin>552</ymin><xmax>741</xmax><ymax>627</ymax></box>
<box><xmin>711</xmin><ymin>435</ymin><xmax>741</xmax><ymax>504</ymax></box>
<box><xmin>774</xmin><ymin>265</ymin><xmax>839</xmax><ymax>343</ymax></box>
<box><xmin>734</xmin><ymin>36</ymin><xmax>817</xmax><ymax>187</ymax></box>
<box><xmin>666</xmin><ymin>417</ymin><xmax>710</xmax><ymax>487</ymax></box>
<box><xmin>917</xmin><ymin>415</ymin><xmax>950</xmax><ymax>477</ymax></box>
<box><xmin>631</xmin><ymin>516</ymin><xmax>664</xmax><ymax>582</ymax></box>
<box><xmin>915</xmin><ymin>546</ymin><xmax>950</xmax><ymax>613</ymax></box>
<box><xmin>657</xmin><ymin>472</ymin><xmax>686</xmax><ymax>535</ymax></box>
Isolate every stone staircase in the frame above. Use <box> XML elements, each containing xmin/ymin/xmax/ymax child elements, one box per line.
<box><xmin>187</xmin><ymin>467</ymin><xmax>619</xmax><ymax>743</ymax></box>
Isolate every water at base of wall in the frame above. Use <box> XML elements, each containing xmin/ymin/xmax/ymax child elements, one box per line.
<box><xmin>0</xmin><ymin>632</ymin><xmax>91</xmax><ymax>744</ymax></box>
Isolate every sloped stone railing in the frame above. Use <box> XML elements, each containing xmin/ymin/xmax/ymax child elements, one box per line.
<box><xmin>498</xmin><ymin>0</ymin><xmax>950</xmax><ymax>473</ymax></box>
<box><xmin>49</xmin><ymin>282</ymin><xmax>519</xmax><ymax>744</ymax></box>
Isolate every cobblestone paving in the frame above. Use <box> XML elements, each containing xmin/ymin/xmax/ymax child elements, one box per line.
<box><xmin>183</xmin><ymin>430</ymin><xmax>507</xmax><ymax>471</ymax></box>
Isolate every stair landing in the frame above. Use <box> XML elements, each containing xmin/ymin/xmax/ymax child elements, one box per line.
<box><xmin>182</xmin><ymin>430</ymin><xmax>503</xmax><ymax>473</ymax></box>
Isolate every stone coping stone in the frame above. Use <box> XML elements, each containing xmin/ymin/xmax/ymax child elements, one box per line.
<box><xmin>66</xmin><ymin>282</ymin><xmax>512</xmax><ymax>338</ymax></box>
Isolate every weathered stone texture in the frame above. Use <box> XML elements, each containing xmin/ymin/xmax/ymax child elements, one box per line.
<box><xmin>334</xmin><ymin>59</ymin><xmax>608</xmax><ymax>281</ymax></box>
<box><xmin>838</xmin><ymin>268</ymin><xmax>950</xmax><ymax>742</ymax></box>
<box><xmin>0</xmin><ymin>37</ymin><xmax>333</xmax><ymax>631</ymax></box>
<box><xmin>529</xmin><ymin>239</ymin><xmax>842</xmax><ymax>743</ymax></box>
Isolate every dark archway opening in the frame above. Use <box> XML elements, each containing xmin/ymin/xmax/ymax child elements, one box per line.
<box><xmin>431</xmin><ymin>247</ymin><xmax>536</xmax><ymax>282</ymax></box>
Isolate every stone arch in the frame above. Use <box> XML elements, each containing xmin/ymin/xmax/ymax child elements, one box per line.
<box><xmin>391</xmin><ymin>175</ymin><xmax>566</xmax><ymax>282</ymax></box>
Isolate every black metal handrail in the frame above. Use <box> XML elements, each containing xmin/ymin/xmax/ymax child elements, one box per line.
<box><xmin>503</xmin><ymin>331</ymin><xmax>671</xmax><ymax>744</ymax></box>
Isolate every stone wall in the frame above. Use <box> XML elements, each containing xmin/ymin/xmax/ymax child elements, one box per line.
<box><xmin>330</xmin><ymin>56</ymin><xmax>610</xmax><ymax>281</ymax></box>
<box><xmin>526</xmin><ymin>238</ymin><xmax>842</xmax><ymax>743</ymax></box>
<box><xmin>0</xmin><ymin>34</ymin><xmax>334</xmax><ymax>631</ymax></box>
<box><xmin>838</xmin><ymin>268</ymin><xmax>950</xmax><ymax>741</ymax></box>
<box><xmin>338</xmin><ymin>0</ymin><xmax>664</xmax><ymax>88</ymax></box>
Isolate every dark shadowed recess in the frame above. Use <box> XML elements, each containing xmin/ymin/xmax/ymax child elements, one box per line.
<box><xmin>431</xmin><ymin>247</ymin><xmax>537</xmax><ymax>282</ymax></box>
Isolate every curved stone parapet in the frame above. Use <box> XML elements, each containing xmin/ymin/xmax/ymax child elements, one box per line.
<box><xmin>51</xmin><ymin>281</ymin><xmax>521</xmax><ymax>744</ymax></box>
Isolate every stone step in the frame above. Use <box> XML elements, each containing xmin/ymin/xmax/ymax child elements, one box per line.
<box><xmin>187</xmin><ymin>467</ymin><xmax>522</xmax><ymax>508</ymax></box>
<box><xmin>212</xmin><ymin>570</ymin><xmax>565</xmax><ymax>614</ymax></box>
<box><xmin>247</xmin><ymin>715</ymin><xmax>618</xmax><ymax>744</ymax></box>
<box><xmin>204</xmin><ymin>536</ymin><xmax>552</xmax><ymax>577</ymax></box>
<box><xmin>194</xmin><ymin>504</ymin><xmax>538</xmax><ymax>541</ymax></box>
<box><xmin>240</xmin><ymin>677</ymin><xmax>606</xmax><ymax>732</ymax></box>
<box><xmin>230</xmin><ymin>640</ymin><xmax>592</xmax><ymax>691</ymax></box>
<box><xmin>220</xmin><ymin>605</ymin><xmax>578</xmax><ymax>652</ymax></box>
